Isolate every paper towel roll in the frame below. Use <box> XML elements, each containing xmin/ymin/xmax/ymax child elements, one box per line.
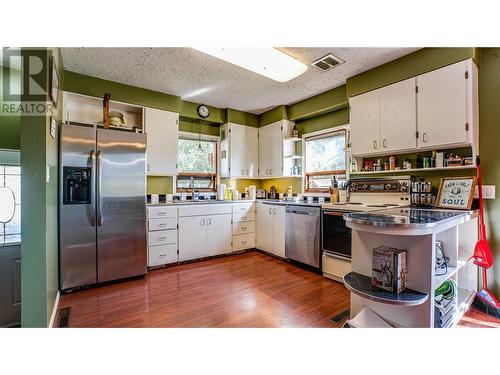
<box><xmin>217</xmin><ymin>184</ymin><xmax>226</xmax><ymax>200</ymax></box>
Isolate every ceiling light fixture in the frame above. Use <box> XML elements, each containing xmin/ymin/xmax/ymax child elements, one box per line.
<box><xmin>193</xmin><ymin>47</ymin><xmax>308</xmax><ymax>82</ymax></box>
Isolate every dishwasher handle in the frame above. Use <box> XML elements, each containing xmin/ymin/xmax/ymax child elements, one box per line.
<box><xmin>289</xmin><ymin>210</ymin><xmax>311</xmax><ymax>215</ymax></box>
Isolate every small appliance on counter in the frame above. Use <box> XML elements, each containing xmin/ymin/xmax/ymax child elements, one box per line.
<box><xmin>269</xmin><ymin>186</ymin><xmax>277</xmax><ymax>199</ymax></box>
<box><xmin>256</xmin><ymin>188</ymin><xmax>266</xmax><ymax>199</ymax></box>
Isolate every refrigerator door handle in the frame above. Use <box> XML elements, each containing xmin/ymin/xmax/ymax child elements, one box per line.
<box><xmin>90</xmin><ymin>149</ymin><xmax>96</xmax><ymax>226</ymax></box>
<box><xmin>97</xmin><ymin>150</ymin><xmax>103</xmax><ymax>226</ymax></box>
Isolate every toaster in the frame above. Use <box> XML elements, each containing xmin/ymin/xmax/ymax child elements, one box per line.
<box><xmin>256</xmin><ymin>189</ymin><xmax>267</xmax><ymax>199</ymax></box>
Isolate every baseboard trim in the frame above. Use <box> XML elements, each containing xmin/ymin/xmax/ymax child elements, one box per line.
<box><xmin>48</xmin><ymin>290</ymin><xmax>60</xmax><ymax>328</ymax></box>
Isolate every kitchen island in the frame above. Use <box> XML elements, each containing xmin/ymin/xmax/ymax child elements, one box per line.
<box><xmin>343</xmin><ymin>208</ymin><xmax>478</xmax><ymax>328</ymax></box>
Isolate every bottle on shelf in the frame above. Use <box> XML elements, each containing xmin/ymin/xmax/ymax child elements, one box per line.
<box><xmin>416</xmin><ymin>154</ymin><xmax>423</xmax><ymax>169</ymax></box>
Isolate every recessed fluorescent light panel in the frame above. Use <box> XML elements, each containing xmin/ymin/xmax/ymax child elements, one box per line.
<box><xmin>193</xmin><ymin>47</ymin><xmax>308</xmax><ymax>82</ymax></box>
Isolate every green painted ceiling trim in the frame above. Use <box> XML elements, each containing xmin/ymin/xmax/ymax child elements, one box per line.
<box><xmin>0</xmin><ymin>65</ymin><xmax>21</xmax><ymax>150</ymax></box>
<box><xmin>226</xmin><ymin>108</ymin><xmax>259</xmax><ymax>127</ymax></box>
<box><xmin>287</xmin><ymin>85</ymin><xmax>348</xmax><ymax>121</ymax></box>
<box><xmin>295</xmin><ymin>107</ymin><xmax>349</xmax><ymax>135</ymax></box>
<box><xmin>180</xmin><ymin>100</ymin><xmax>226</xmax><ymax>124</ymax></box>
<box><xmin>346</xmin><ymin>47</ymin><xmax>475</xmax><ymax>98</ymax></box>
<box><xmin>259</xmin><ymin>105</ymin><xmax>288</xmax><ymax>127</ymax></box>
<box><xmin>179</xmin><ymin>119</ymin><xmax>220</xmax><ymax>137</ymax></box>
<box><xmin>63</xmin><ymin>70</ymin><xmax>181</xmax><ymax>113</ymax></box>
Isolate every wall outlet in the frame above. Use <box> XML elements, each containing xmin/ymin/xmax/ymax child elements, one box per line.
<box><xmin>473</xmin><ymin>185</ymin><xmax>495</xmax><ymax>199</ymax></box>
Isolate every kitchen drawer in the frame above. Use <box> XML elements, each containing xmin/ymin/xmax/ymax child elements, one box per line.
<box><xmin>149</xmin><ymin>217</ymin><xmax>177</xmax><ymax>231</ymax></box>
<box><xmin>232</xmin><ymin>202</ymin><xmax>256</xmax><ymax>215</ymax></box>
<box><xmin>322</xmin><ymin>252</ymin><xmax>351</xmax><ymax>283</ymax></box>
<box><xmin>148</xmin><ymin>206</ymin><xmax>177</xmax><ymax>219</ymax></box>
<box><xmin>178</xmin><ymin>204</ymin><xmax>231</xmax><ymax>217</ymax></box>
<box><xmin>148</xmin><ymin>230</ymin><xmax>177</xmax><ymax>246</ymax></box>
<box><xmin>148</xmin><ymin>244</ymin><xmax>178</xmax><ymax>267</ymax></box>
<box><xmin>232</xmin><ymin>211</ymin><xmax>255</xmax><ymax>223</ymax></box>
<box><xmin>232</xmin><ymin>221</ymin><xmax>255</xmax><ymax>235</ymax></box>
<box><xmin>232</xmin><ymin>233</ymin><xmax>256</xmax><ymax>251</ymax></box>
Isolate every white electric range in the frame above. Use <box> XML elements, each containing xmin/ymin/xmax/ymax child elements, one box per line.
<box><xmin>321</xmin><ymin>176</ymin><xmax>411</xmax><ymax>282</ymax></box>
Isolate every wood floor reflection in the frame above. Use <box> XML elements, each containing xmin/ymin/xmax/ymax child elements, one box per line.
<box><xmin>56</xmin><ymin>251</ymin><xmax>350</xmax><ymax>328</ymax></box>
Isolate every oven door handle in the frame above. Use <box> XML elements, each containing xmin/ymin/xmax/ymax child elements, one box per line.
<box><xmin>323</xmin><ymin>251</ymin><xmax>351</xmax><ymax>261</ymax></box>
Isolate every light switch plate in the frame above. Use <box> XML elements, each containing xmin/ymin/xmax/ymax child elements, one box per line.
<box><xmin>474</xmin><ymin>185</ymin><xmax>495</xmax><ymax>199</ymax></box>
<box><xmin>46</xmin><ymin>165</ymin><xmax>50</xmax><ymax>183</ymax></box>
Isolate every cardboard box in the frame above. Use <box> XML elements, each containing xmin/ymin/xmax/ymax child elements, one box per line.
<box><xmin>372</xmin><ymin>246</ymin><xmax>408</xmax><ymax>293</ymax></box>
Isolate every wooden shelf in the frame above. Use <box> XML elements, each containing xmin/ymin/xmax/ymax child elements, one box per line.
<box><xmin>344</xmin><ymin>272</ymin><xmax>429</xmax><ymax>306</ymax></box>
<box><xmin>351</xmin><ymin>165</ymin><xmax>476</xmax><ymax>175</ymax></box>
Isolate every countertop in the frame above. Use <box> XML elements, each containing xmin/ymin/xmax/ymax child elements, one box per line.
<box><xmin>343</xmin><ymin>207</ymin><xmax>477</xmax><ymax>228</ymax></box>
<box><xmin>147</xmin><ymin>199</ymin><xmax>324</xmax><ymax>207</ymax></box>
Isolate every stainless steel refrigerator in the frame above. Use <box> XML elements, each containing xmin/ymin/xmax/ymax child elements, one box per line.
<box><xmin>59</xmin><ymin>124</ymin><xmax>147</xmax><ymax>291</ymax></box>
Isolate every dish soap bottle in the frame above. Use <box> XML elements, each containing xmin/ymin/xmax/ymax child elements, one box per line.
<box><xmin>330</xmin><ymin>176</ymin><xmax>339</xmax><ymax>203</ymax></box>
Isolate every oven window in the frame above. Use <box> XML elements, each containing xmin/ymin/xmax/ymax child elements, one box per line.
<box><xmin>322</xmin><ymin>212</ymin><xmax>351</xmax><ymax>258</ymax></box>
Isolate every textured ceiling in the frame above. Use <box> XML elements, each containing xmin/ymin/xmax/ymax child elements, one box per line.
<box><xmin>61</xmin><ymin>47</ymin><xmax>420</xmax><ymax>114</ymax></box>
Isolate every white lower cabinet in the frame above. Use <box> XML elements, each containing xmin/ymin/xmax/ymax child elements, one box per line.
<box><xmin>179</xmin><ymin>213</ymin><xmax>232</xmax><ymax>261</ymax></box>
<box><xmin>147</xmin><ymin>206</ymin><xmax>178</xmax><ymax>267</ymax></box>
<box><xmin>256</xmin><ymin>203</ymin><xmax>285</xmax><ymax>258</ymax></box>
<box><xmin>231</xmin><ymin>202</ymin><xmax>256</xmax><ymax>251</ymax></box>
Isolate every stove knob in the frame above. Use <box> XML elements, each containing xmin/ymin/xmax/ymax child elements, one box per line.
<box><xmin>363</xmin><ymin>184</ymin><xmax>368</xmax><ymax>190</ymax></box>
<box><xmin>400</xmin><ymin>186</ymin><xmax>407</xmax><ymax>192</ymax></box>
<box><xmin>385</xmin><ymin>184</ymin><xmax>392</xmax><ymax>190</ymax></box>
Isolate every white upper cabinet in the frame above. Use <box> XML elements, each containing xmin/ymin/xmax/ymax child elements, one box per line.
<box><xmin>144</xmin><ymin>108</ymin><xmax>179</xmax><ymax>175</ymax></box>
<box><xmin>258</xmin><ymin>120</ymin><xmax>286</xmax><ymax>178</ymax></box>
<box><xmin>350</xmin><ymin>89</ymin><xmax>380</xmax><ymax>156</ymax></box>
<box><xmin>220</xmin><ymin>123</ymin><xmax>259</xmax><ymax>178</ymax></box>
<box><xmin>350</xmin><ymin>59</ymin><xmax>477</xmax><ymax>156</ymax></box>
<box><xmin>417</xmin><ymin>60</ymin><xmax>472</xmax><ymax>148</ymax></box>
<box><xmin>379</xmin><ymin>77</ymin><xmax>417</xmax><ymax>152</ymax></box>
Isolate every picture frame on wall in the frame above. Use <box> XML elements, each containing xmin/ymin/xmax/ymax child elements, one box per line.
<box><xmin>435</xmin><ymin>177</ymin><xmax>477</xmax><ymax>210</ymax></box>
<box><xmin>49</xmin><ymin>55</ymin><xmax>59</xmax><ymax>109</ymax></box>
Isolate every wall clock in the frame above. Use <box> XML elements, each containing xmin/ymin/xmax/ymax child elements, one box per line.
<box><xmin>197</xmin><ymin>105</ymin><xmax>210</xmax><ymax>118</ymax></box>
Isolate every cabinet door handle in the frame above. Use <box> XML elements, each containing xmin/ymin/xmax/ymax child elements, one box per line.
<box><xmin>423</xmin><ymin>133</ymin><xmax>428</xmax><ymax>143</ymax></box>
<box><xmin>207</xmin><ymin>217</ymin><xmax>212</xmax><ymax>225</ymax></box>
<box><xmin>383</xmin><ymin>139</ymin><xmax>387</xmax><ymax>148</ymax></box>
<box><xmin>241</xmin><ymin>226</ymin><xmax>247</xmax><ymax>230</ymax></box>
<box><xmin>241</xmin><ymin>169</ymin><xmax>244</xmax><ymax>175</ymax></box>
<box><xmin>147</xmin><ymin>164</ymin><xmax>150</xmax><ymax>172</ymax></box>
<box><xmin>201</xmin><ymin>218</ymin><xmax>205</xmax><ymax>226</ymax></box>
<box><xmin>242</xmin><ymin>240</ymin><xmax>248</xmax><ymax>245</ymax></box>
<box><xmin>373</xmin><ymin>140</ymin><xmax>377</xmax><ymax>149</ymax></box>
<box><xmin>269</xmin><ymin>208</ymin><xmax>273</xmax><ymax>214</ymax></box>
<box><xmin>273</xmin><ymin>208</ymin><xmax>277</xmax><ymax>215</ymax></box>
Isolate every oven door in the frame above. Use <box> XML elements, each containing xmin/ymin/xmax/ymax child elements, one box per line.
<box><xmin>321</xmin><ymin>210</ymin><xmax>352</xmax><ymax>259</ymax></box>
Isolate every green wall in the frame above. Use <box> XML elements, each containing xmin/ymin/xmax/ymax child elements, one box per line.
<box><xmin>0</xmin><ymin>66</ymin><xmax>21</xmax><ymax>150</ymax></box>
<box><xmin>478</xmin><ymin>48</ymin><xmax>500</xmax><ymax>296</ymax></box>
<box><xmin>20</xmin><ymin>48</ymin><xmax>63</xmax><ymax>327</ymax></box>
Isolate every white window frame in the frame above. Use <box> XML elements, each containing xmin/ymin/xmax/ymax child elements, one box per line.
<box><xmin>301</xmin><ymin>124</ymin><xmax>350</xmax><ymax>194</ymax></box>
<box><xmin>174</xmin><ymin>131</ymin><xmax>220</xmax><ymax>194</ymax></box>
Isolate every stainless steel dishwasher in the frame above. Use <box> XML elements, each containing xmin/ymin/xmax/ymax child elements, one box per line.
<box><xmin>285</xmin><ymin>205</ymin><xmax>321</xmax><ymax>268</ymax></box>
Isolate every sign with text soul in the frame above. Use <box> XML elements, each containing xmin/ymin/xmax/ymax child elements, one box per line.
<box><xmin>436</xmin><ymin>177</ymin><xmax>477</xmax><ymax>210</ymax></box>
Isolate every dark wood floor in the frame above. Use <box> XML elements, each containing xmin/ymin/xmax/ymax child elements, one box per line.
<box><xmin>56</xmin><ymin>251</ymin><xmax>350</xmax><ymax>328</ymax></box>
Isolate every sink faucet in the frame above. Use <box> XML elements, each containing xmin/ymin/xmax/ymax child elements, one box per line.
<box><xmin>189</xmin><ymin>176</ymin><xmax>197</xmax><ymax>200</ymax></box>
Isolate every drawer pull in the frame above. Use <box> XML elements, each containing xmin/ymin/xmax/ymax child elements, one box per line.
<box><xmin>241</xmin><ymin>240</ymin><xmax>247</xmax><ymax>244</ymax></box>
<box><xmin>159</xmin><ymin>254</ymin><xmax>167</xmax><ymax>258</ymax></box>
<box><xmin>158</xmin><ymin>237</ymin><xmax>167</xmax><ymax>240</ymax></box>
<box><xmin>158</xmin><ymin>223</ymin><xmax>167</xmax><ymax>227</ymax></box>
<box><xmin>241</xmin><ymin>226</ymin><xmax>247</xmax><ymax>230</ymax></box>
<box><xmin>158</xmin><ymin>212</ymin><xmax>167</xmax><ymax>216</ymax></box>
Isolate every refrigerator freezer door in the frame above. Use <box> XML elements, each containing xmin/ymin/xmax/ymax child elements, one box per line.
<box><xmin>59</xmin><ymin>125</ymin><xmax>98</xmax><ymax>290</ymax></box>
<box><xmin>96</xmin><ymin>129</ymin><xmax>147</xmax><ymax>283</ymax></box>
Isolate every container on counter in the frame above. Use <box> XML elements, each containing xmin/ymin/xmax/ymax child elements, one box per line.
<box><xmin>389</xmin><ymin>156</ymin><xmax>396</xmax><ymax>170</ymax></box>
<box><xmin>423</xmin><ymin>156</ymin><xmax>430</xmax><ymax>169</ymax></box>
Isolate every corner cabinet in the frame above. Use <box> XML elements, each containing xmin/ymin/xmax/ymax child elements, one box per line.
<box><xmin>258</xmin><ymin>120</ymin><xmax>297</xmax><ymax>178</ymax></box>
<box><xmin>144</xmin><ymin>108</ymin><xmax>179</xmax><ymax>175</ymax></box>
<box><xmin>350</xmin><ymin>58</ymin><xmax>477</xmax><ymax>157</ymax></box>
<box><xmin>256</xmin><ymin>203</ymin><xmax>285</xmax><ymax>258</ymax></box>
<box><xmin>220</xmin><ymin>123</ymin><xmax>259</xmax><ymax>178</ymax></box>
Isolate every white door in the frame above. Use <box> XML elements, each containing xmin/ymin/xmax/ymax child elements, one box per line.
<box><xmin>206</xmin><ymin>214</ymin><xmax>232</xmax><ymax>256</ymax></box>
<box><xmin>417</xmin><ymin>60</ymin><xmax>468</xmax><ymax>148</ymax></box>
<box><xmin>219</xmin><ymin>123</ymin><xmax>230</xmax><ymax>177</ymax></box>
<box><xmin>144</xmin><ymin>108</ymin><xmax>179</xmax><ymax>175</ymax></box>
<box><xmin>269</xmin><ymin>122</ymin><xmax>284</xmax><ymax>177</ymax></box>
<box><xmin>349</xmin><ymin>90</ymin><xmax>380</xmax><ymax>156</ymax></box>
<box><xmin>256</xmin><ymin>204</ymin><xmax>274</xmax><ymax>252</ymax></box>
<box><xmin>178</xmin><ymin>216</ymin><xmax>207</xmax><ymax>261</ymax></box>
<box><xmin>379</xmin><ymin>77</ymin><xmax>417</xmax><ymax>152</ymax></box>
<box><xmin>258</xmin><ymin>124</ymin><xmax>273</xmax><ymax>177</ymax></box>
<box><xmin>272</xmin><ymin>205</ymin><xmax>286</xmax><ymax>258</ymax></box>
<box><xmin>244</xmin><ymin>125</ymin><xmax>259</xmax><ymax>177</ymax></box>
